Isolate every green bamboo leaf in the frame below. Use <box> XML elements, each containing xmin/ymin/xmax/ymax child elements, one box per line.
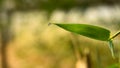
<box><xmin>54</xmin><ymin>23</ymin><xmax>110</xmax><ymax>41</ymax></box>
<box><xmin>108</xmin><ymin>40</ymin><xmax>115</xmax><ymax>58</ymax></box>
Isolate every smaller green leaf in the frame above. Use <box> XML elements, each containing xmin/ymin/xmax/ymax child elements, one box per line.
<box><xmin>108</xmin><ymin>40</ymin><xmax>115</xmax><ymax>58</ymax></box>
<box><xmin>54</xmin><ymin>23</ymin><xmax>110</xmax><ymax>41</ymax></box>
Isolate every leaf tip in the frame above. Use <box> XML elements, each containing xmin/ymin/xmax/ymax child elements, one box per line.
<box><xmin>48</xmin><ymin>22</ymin><xmax>52</xmax><ymax>26</ymax></box>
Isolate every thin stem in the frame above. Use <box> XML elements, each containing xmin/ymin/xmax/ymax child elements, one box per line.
<box><xmin>109</xmin><ymin>31</ymin><xmax>120</xmax><ymax>40</ymax></box>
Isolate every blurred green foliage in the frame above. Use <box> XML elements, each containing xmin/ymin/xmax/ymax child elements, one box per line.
<box><xmin>108</xmin><ymin>63</ymin><xmax>120</xmax><ymax>68</ymax></box>
<box><xmin>14</xmin><ymin>0</ymin><xmax>120</xmax><ymax>11</ymax></box>
<box><xmin>15</xmin><ymin>0</ymin><xmax>77</xmax><ymax>11</ymax></box>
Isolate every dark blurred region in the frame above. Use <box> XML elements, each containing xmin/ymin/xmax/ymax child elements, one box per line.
<box><xmin>0</xmin><ymin>0</ymin><xmax>120</xmax><ymax>68</ymax></box>
<box><xmin>0</xmin><ymin>0</ymin><xmax>120</xmax><ymax>10</ymax></box>
<box><xmin>14</xmin><ymin>0</ymin><xmax>120</xmax><ymax>10</ymax></box>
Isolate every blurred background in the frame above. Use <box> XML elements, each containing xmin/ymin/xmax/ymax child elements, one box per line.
<box><xmin>0</xmin><ymin>0</ymin><xmax>120</xmax><ymax>68</ymax></box>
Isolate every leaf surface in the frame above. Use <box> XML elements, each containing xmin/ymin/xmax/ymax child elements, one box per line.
<box><xmin>55</xmin><ymin>23</ymin><xmax>110</xmax><ymax>41</ymax></box>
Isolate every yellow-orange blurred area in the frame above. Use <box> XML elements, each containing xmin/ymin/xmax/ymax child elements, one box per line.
<box><xmin>1</xmin><ymin>6</ymin><xmax>120</xmax><ymax>68</ymax></box>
